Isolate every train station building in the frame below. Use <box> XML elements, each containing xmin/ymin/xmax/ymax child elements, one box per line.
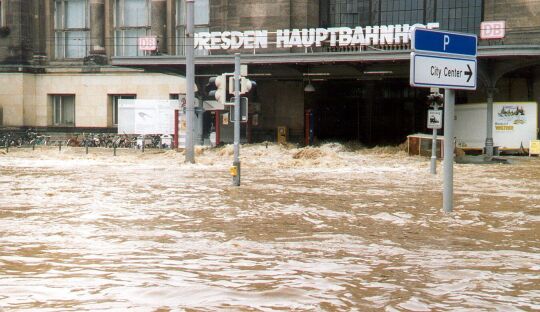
<box><xmin>0</xmin><ymin>0</ymin><xmax>539</xmax><ymax>147</ymax></box>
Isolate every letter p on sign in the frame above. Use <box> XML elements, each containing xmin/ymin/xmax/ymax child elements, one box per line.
<box><xmin>443</xmin><ymin>35</ymin><xmax>450</xmax><ymax>51</ymax></box>
<box><xmin>480</xmin><ymin>21</ymin><xmax>506</xmax><ymax>40</ymax></box>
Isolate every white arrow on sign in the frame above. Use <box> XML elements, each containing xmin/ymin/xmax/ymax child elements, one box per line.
<box><xmin>410</xmin><ymin>53</ymin><xmax>477</xmax><ymax>90</ymax></box>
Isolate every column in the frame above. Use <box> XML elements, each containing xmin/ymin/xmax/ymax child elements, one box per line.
<box><xmin>151</xmin><ymin>0</ymin><xmax>167</xmax><ymax>53</ymax></box>
<box><xmin>90</xmin><ymin>0</ymin><xmax>105</xmax><ymax>54</ymax></box>
<box><xmin>32</xmin><ymin>0</ymin><xmax>47</xmax><ymax>62</ymax></box>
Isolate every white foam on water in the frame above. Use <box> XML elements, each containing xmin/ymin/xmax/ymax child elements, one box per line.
<box><xmin>0</xmin><ymin>145</ymin><xmax>538</xmax><ymax>311</ymax></box>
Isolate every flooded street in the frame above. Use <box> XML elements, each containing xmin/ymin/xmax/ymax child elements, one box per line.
<box><xmin>0</xmin><ymin>144</ymin><xmax>539</xmax><ymax>311</ymax></box>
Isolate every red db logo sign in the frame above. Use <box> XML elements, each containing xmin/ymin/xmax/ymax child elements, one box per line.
<box><xmin>480</xmin><ymin>21</ymin><xmax>506</xmax><ymax>39</ymax></box>
<box><xmin>138</xmin><ymin>36</ymin><xmax>157</xmax><ymax>51</ymax></box>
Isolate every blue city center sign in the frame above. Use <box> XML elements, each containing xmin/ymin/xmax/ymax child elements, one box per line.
<box><xmin>412</xmin><ymin>28</ymin><xmax>477</xmax><ymax>57</ymax></box>
<box><xmin>410</xmin><ymin>27</ymin><xmax>477</xmax><ymax>90</ymax></box>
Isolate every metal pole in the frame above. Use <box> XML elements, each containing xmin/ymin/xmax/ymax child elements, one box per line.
<box><xmin>485</xmin><ymin>88</ymin><xmax>495</xmax><ymax>156</ymax></box>
<box><xmin>142</xmin><ymin>135</ymin><xmax>145</xmax><ymax>153</ymax></box>
<box><xmin>233</xmin><ymin>53</ymin><xmax>241</xmax><ymax>186</ymax></box>
<box><xmin>113</xmin><ymin>143</ymin><xmax>117</xmax><ymax>156</ymax></box>
<box><xmin>430</xmin><ymin>103</ymin><xmax>438</xmax><ymax>175</ymax></box>
<box><xmin>184</xmin><ymin>0</ymin><xmax>195</xmax><ymax>163</ymax></box>
<box><xmin>443</xmin><ymin>89</ymin><xmax>455</xmax><ymax>213</ymax></box>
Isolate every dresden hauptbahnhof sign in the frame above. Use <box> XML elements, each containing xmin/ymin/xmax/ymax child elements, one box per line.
<box><xmin>194</xmin><ymin>23</ymin><xmax>440</xmax><ymax>50</ymax></box>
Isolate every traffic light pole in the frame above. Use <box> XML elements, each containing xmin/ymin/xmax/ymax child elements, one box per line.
<box><xmin>185</xmin><ymin>0</ymin><xmax>195</xmax><ymax>163</ymax></box>
<box><xmin>233</xmin><ymin>53</ymin><xmax>241</xmax><ymax>186</ymax></box>
<box><xmin>430</xmin><ymin>102</ymin><xmax>439</xmax><ymax>175</ymax></box>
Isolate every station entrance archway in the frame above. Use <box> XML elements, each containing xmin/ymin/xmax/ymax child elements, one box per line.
<box><xmin>306</xmin><ymin>79</ymin><xmax>430</xmax><ymax>146</ymax></box>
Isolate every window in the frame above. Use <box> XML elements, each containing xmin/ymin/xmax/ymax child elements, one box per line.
<box><xmin>176</xmin><ymin>0</ymin><xmax>209</xmax><ymax>56</ymax></box>
<box><xmin>54</xmin><ymin>0</ymin><xmax>89</xmax><ymax>59</ymax></box>
<box><xmin>111</xmin><ymin>95</ymin><xmax>136</xmax><ymax>126</ymax></box>
<box><xmin>114</xmin><ymin>0</ymin><xmax>150</xmax><ymax>56</ymax></box>
<box><xmin>328</xmin><ymin>0</ymin><xmax>371</xmax><ymax>27</ymax></box>
<box><xmin>52</xmin><ymin>95</ymin><xmax>75</xmax><ymax>126</ymax></box>
<box><xmin>436</xmin><ymin>0</ymin><xmax>482</xmax><ymax>34</ymax></box>
<box><xmin>380</xmin><ymin>0</ymin><xmax>425</xmax><ymax>25</ymax></box>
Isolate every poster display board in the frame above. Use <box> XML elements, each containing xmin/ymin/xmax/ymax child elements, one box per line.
<box><xmin>455</xmin><ymin>102</ymin><xmax>538</xmax><ymax>149</ymax></box>
<box><xmin>118</xmin><ymin>99</ymin><xmax>181</xmax><ymax>135</ymax></box>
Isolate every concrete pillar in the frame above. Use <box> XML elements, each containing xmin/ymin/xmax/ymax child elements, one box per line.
<box><xmin>31</xmin><ymin>0</ymin><xmax>47</xmax><ymax>62</ymax></box>
<box><xmin>151</xmin><ymin>0</ymin><xmax>167</xmax><ymax>54</ymax></box>
<box><xmin>90</xmin><ymin>0</ymin><xmax>106</xmax><ymax>55</ymax></box>
<box><xmin>534</xmin><ymin>68</ymin><xmax>540</xmax><ymax>135</ymax></box>
<box><xmin>3</xmin><ymin>0</ymin><xmax>34</xmax><ymax>64</ymax></box>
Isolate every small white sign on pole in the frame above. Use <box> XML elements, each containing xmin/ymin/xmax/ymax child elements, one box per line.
<box><xmin>427</xmin><ymin>110</ymin><xmax>443</xmax><ymax>129</ymax></box>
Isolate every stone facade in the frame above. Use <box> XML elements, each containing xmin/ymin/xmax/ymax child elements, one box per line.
<box><xmin>210</xmin><ymin>0</ymin><xmax>319</xmax><ymax>53</ymax></box>
<box><xmin>0</xmin><ymin>0</ymin><xmax>538</xmax><ymax>64</ymax></box>
<box><xmin>484</xmin><ymin>0</ymin><xmax>540</xmax><ymax>44</ymax></box>
<box><xmin>0</xmin><ymin>70</ymin><xmax>186</xmax><ymax>127</ymax></box>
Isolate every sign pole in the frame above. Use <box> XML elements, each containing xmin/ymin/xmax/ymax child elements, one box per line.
<box><xmin>443</xmin><ymin>89</ymin><xmax>455</xmax><ymax>213</ymax></box>
<box><xmin>185</xmin><ymin>0</ymin><xmax>195</xmax><ymax>163</ymax></box>
<box><xmin>233</xmin><ymin>53</ymin><xmax>241</xmax><ymax>186</ymax></box>
<box><xmin>485</xmin><ymin>87</ymin><xmax>495</xmax><ymax>156</ymax></box>
<box><xmin>430</xmin><ymin>102</ymin><xmax>439</xmax><ymax>175</ymax></box>
<box><xmin>410</xmin><ymin>28</ymin><xmax>477</xmax><ymax>213</ymax></box>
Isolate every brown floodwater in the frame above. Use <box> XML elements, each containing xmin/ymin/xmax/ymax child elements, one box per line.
<box><xmin>0</xmin><ymin>144</ymin><xmax>538</xmax><ymax>311</ymax></box>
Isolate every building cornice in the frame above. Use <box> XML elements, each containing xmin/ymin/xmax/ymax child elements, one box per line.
<box><xmin>110</xmin><ymin>45</ymin><xmax>540</xmax><ymax>67</ymax></box>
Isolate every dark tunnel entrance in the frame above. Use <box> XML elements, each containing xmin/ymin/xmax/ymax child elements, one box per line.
<box><xmin>306</xmin><ymin>79</ymin><xmax>431</xmax><ymax>146</ymax></box>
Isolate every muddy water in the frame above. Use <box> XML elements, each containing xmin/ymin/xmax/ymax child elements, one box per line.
<box><xmin>0</xmin><ymin>145</ymin><xmax>538</xmax><ymax>311</ymax></box>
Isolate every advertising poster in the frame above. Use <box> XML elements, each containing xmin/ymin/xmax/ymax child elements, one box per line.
<box><xmin>495</xmin><ymin>105</ymin><xmax>527</xmax><ymax>132</ymax></box>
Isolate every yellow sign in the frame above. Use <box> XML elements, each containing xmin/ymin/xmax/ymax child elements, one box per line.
<box><xmin>530</xmin><ymin>140</ymin><xmax>540</xmax><ymax>156</ymax></box>
<box><xmin>229</xmin><ymin>166</ymin><xmax>238</xmax><ymax>176</ymax></box>
<box><xmin>495</xmin><ymin>125</ymin><xmax>514</xmax><ymax>131</ymax></box>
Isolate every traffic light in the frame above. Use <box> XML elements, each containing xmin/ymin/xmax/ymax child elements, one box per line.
<box><xmin>240</xmin><ymin>77</ymin><xmax>256</xmax><ymax>94</ymax></box>
<box><xmin>208</xmin><ymin>74</ymin><xmax>256</xmax><ymax>104</ymax></box>
<box><xmin>227</xmin><ymin>76</ymin><xmax>257</xmax><ymax>95</ymax></box>
<box><xmin>427</xmin><ymin>92</ymin><xmax>444</xmax><ymax>106</ymax></box>
<box><xmin>208</xmin><ymin>74</ymin><xmax>228</xmax><ymax>105</ymax></box>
